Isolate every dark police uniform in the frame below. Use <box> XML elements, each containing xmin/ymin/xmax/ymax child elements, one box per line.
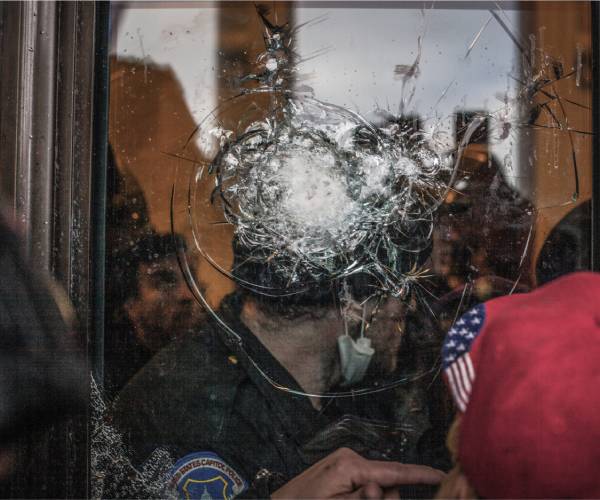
<box><xmin>112</xmin><ymin>295</ymin><xmax>449</xmax><ymax>499</ymax></box>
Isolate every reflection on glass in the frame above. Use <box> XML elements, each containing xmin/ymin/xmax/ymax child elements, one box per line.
<box><xmin>101</xmin><ymin>2</ymin><xmax>593</xmax><ymax>498</ymax></box>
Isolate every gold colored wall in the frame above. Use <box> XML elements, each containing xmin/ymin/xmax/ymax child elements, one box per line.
<box><xmin>521</xmin><ymin>1</ymin><xmax>592</xmax><ymax>278</ymax></box>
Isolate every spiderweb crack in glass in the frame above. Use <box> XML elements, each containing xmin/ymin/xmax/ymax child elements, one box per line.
<box><xmin>90</xmin><ymin>378</ymin><xmax>175</xmax><ymax>499</ymax></box>
<box><xmin>207</xmin><ymin>94</ymin><xmax>452</xmax><ymax>295</ymax></box>
<box><xmin>183</xmin><ymin>8</ymin><xmax>457</xmax><ymax>297</ymax></box>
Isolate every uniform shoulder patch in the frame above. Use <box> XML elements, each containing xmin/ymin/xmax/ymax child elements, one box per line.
<box><xmin>169</xmin><ymin>451</ymin><xmax>247</xmax><ymax>499</ymax></box>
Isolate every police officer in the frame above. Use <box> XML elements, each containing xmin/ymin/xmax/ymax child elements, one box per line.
<box><xmin>112</xmin><ymin>241</ymin><xmax>450</xmax><ymax>499</ymax></box>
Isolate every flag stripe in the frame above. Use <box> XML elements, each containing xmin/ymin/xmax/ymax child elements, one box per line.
<box><xmin>465</xmin><ymin>354</ymin><xmax>475</xmax><ymax>380</ymax></box>
<box><xmin>445</xmin><ymin>368</ymin><xmax>466</xmax><ymax>412</ymax></box>
<box><xmin>450</xmin><ymin>363</ymin><xmax>469</xmax><ymax>408</ymax></box>
<box><xmin>457</xmin><ymin>356</ymin><xmax>472</xmax><ymax>393</ymax></box>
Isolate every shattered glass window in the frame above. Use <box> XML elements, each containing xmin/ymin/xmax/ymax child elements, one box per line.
<box><xmin>100</xmin><ymin>2</ymin><xmax>593</xmax><ymax>498</ymax></box>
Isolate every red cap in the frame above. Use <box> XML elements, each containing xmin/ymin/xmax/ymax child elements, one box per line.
<box><xmin>443</xmin><ymin>272</ymin><xmax>600</xmax><ymax>498</ymax></box>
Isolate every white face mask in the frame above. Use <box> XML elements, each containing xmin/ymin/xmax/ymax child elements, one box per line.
<box><xmin>337</xmin><ymin>334</ymin><xmax>374</xmax><ymax>386</ymax></box>
<box><xmin>338</xmin><ymin>299</ymin><xmax>375</xmax><ymax>386</ymax></box>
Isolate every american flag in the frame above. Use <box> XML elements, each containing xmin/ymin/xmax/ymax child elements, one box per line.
<box><xmin>442</xmin><ymin>304</ymin><xmax>486</xmax><ymax>412</ymax></box>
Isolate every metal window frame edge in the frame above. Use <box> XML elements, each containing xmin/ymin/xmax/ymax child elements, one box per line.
<box><xmin>0</xmin><ymin>1</ymin><xmax>110</xmax><ymax>497</ymax></box>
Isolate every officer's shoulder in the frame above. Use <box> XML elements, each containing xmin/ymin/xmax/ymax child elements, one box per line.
<box><xmin>163</xmin><ymin>324</ymin><xmax>243</xmax><ymax>377</ymax></box>
<box><xmin>116</xmin><ymin>324</ymin><xmax>246</xmax><ymax>410</ymax></box>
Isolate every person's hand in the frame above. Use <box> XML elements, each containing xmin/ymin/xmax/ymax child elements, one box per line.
<box><xmin>271</xmin><ymin>447</ymin><xmax>445</xmax><ymax>499</ymax></box>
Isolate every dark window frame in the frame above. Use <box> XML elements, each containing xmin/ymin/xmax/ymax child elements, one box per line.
<box><xmin>0</xmin><ymin>1</ymin><xmax>109</xmax><ymax>497</ymax></box>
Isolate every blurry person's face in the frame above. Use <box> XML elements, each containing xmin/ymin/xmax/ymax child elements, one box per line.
<box><xmin>125</xmin><ymin>256</ymin><xmax>203</xmax><ymax>351</ymax></box>
<box><xmin>431</xmin><ymin>215</ymin><xmax>460</xmax><ymax>278</ymax></box>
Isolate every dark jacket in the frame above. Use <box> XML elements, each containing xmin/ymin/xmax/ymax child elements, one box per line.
<box><xmin>112</xmin><ymin>296</ymin><xmax>450</xmax><ymax>498</ymax></box>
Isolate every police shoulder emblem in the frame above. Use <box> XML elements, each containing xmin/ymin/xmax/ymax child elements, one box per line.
<box><xmin>170</xmin><ymin>451</ymin><xmax>247</xmax><ymax>500</ymax></box>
